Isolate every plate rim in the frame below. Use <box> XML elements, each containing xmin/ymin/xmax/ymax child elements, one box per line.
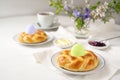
<box><xmin>35</xmin><ymin>22</ymin><xmax>60</xmax><ymax>30</ymax></box>
<box><xmin>13</xmin><ymin>32</ymin><xmax>54</xmax><ymax>45</ymax></box>
<box><xmin>51</xmin><ymin>51</ymin><xmax>105</xmax><ymax>75</ymax></box>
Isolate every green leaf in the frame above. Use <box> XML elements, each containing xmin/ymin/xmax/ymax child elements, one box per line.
<box><xmin>97</xmin><ymin>1</ymin><xmax>101</xmax><ymax>5</ymax></box>
<box><xmin>90</xmin><ymin>6</ymin><xmax>97</xmax><ymax>10</ymax></box>
<box><xmin>113</xmin><ymin>0</ymin><xmax>116</xmax><ymax>4</ymax></box>
<box><xmin>49</xmin><ymin>1</ymin><xmax>53</xmax><ymax>6</ymax></box>
<box><xmin>108</xmin><ymin>3</ymin><xmax>113</xmax><ymax>8</ymax></box>
<box><xmin>90</xmin><ymin>1</ymin><xmax>101</xmax><ymax>10</ymax></box>
<box><xmin>75</xmin><ymin>18</ymin><xmax>84</xmax><ymax>29</ymax></box>
<box><xmin>49</xmin><ymin>0</ymin><xmax>64</xmax><ymax>14</ymax></box>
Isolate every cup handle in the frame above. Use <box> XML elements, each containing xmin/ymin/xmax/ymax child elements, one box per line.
<box><xmin>36</xmin><ymin>22</ymin><xmax>41</xmax><ymax>27</ymax></box>
<box><xmin>32</xmin><ymin>21</ymin><xmax>42</xmax><ymax>29</ymax></box>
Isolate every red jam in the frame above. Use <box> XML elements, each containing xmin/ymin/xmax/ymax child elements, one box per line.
<box><xmin>88</xmin><ymin>41</ymin><xmax>106</xmax><ymax>47</ymax></box>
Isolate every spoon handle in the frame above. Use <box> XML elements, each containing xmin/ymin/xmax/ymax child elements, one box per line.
<box><xmin>100</xmin><ymin>36</ymin><xmax>120</xmax><ymax>41</ymax></box>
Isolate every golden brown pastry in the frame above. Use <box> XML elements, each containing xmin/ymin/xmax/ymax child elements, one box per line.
<box><xmin>57</xmin><ymin>50</ymin><xmax>98</xmax><ymax>72</ymax></box>
<box><xmin>19</xmin><ymin>30</ymin><xmax>47</xmax><ymax>43</ymax></box>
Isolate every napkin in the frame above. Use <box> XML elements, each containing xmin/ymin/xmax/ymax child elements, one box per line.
<box><xmin>110</xmin><ymin>69</ymin><xmax>120</xmax><ymax>80</ymax></box>
<box><xmin>33</xmin><ymin>49</ymin><xmax>120</xmax><ymax>80</ymax></box>
<box><xmin>50</xmin><ymin>26</ymin><xmax>76</xmax><ymax>39</ymax></box>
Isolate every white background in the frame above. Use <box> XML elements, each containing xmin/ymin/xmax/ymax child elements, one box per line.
<box><xmin>0</xmin><ymin>0</ymin><xmax>106</xmax><ymax>18</ymax></box>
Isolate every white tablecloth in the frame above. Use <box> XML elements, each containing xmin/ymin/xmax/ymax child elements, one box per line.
<box><xmin>0</xmin><ymin>15</ymin><xmax>120</xmax><ymax>80</ymax></box>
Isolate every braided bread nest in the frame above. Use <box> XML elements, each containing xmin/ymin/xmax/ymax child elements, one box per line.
<box><xmin>19</xmin><ymin>30</ymin><xmax>48</xmax><ymax>43</ymax></box>
<box><xmin>57</xmin><ymin>50</ymin><xmax>99</xmax><ymax>72</ymax></box>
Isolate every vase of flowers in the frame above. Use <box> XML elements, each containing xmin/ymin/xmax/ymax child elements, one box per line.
<box><xmin>49</xmin><ymin>0</ymin><xmax>120</xmax><ymax>38</ymax></box>
<box><xmin>71</xmin><ymin>7</ymin><xmax>91</xmax><ymax>38</ymax></box>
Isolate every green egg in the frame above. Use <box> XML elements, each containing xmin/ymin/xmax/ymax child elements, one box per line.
<box><xmin>71</xmin><ymin>44</ymin><xmax>85</xmax><ymax>57</ymax></box>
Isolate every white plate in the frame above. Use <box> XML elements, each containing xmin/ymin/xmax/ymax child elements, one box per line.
<box><xmin>34</xmin><ymin>22</ymin><xmax>60</xmax><ymax>30</ymax></box>
<box><xmin>88</xmin><ymin>40</ymin><xmax>110</xmax><ymax>50</ymax></box>
<box><xmin>53</xmin><ymin>38</ymin><xmax>76</xmax><ymax>49</ymax></box>
<box><xmin>51</xmin><ymin>51</ymin><xmax>105</xmax><ymax>75</ymax></box>
<box><xmin>13</xmin><ymin>33</ymin><xmax>54</xmax><ymax>46</ymax></box>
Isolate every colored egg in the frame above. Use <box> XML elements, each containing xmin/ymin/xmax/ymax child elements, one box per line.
<box><xmin>71</xmin><ymin>44</ymin><xmax>85</xmax><ymax>57</ymax></box>
<box><xmin>25</xmin><ymin>24</ymin><xmax>36</xmax><ymax>34</ymax></box>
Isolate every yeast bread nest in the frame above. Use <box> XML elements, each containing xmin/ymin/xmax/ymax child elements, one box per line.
<box><xmin>57</xmin><ymin>50</ymin><xmax>99</xmax><ymax>72</ymax></box>
<box><xmin>19</xmin><ymin>30</ymin><xmax>48</xmax><ymax>43</ymax></box>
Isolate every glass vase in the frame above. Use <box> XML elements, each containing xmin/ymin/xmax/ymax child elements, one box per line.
<box><xmin>74</xmin><ymin>23</ymin><xmax>90</xmax><ymax>39</ymax></box>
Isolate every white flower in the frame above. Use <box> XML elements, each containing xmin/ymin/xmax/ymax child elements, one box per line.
<box><xmin>99</xmin><ymin>12</ymin><xmax>105</xmax><ymax>17</ymax></box>
<box><xmin>94</xmin><ymin>14</ymin><xmax>99</xmax><ymax>19</ymax></box>
<box><xmin>64</xmin><ymin>1</ymin><xmax>67</xmax><ymax>4</ymax></box>
<box><xmin>91</xmin><ymin>10</ymin><xmax>96</xmax><ymax>16</ymax></box>
<box><xmin>85</xmin><ymin>0</ymin><xmax>89</xmax><ymax>3</ymax></box>
<box><xmin>91</xmin><ymin>10</ymin><xmax>98</xmax><ymax>19</ymax></box>
<box><xmin>96</xmin><ymin>7</ymin><xmax>102</xmax><ymax>13</ymax></box>
<box><xmin>91</xmin><ymin>2</ymin><xmax>109</xmax><ymax>19</ymax></box>
<box><xmin>104</xmin><ymin>2</ymin><xmax>108</xmax><ymax>6</ymax></box>
<box><xmin>102</xmin><ymin>6</ymin><xmax>107</xmax><ymax>11</ymax></box>
<box><xmin>100</xmin><ymin>2</ymin><xmax>109</xmax><ymax>12</ymax></box>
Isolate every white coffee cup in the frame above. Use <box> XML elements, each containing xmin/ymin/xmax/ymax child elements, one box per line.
<box><xmin>37</xmin><ymin>12</ymin><xmax>55</xmax><ymax>28</ymax></box>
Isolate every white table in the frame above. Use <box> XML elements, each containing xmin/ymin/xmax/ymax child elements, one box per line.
<box><xmin>0</xmin><ymin>15</ymin><xmax>120</xmax><ymax>80</ymax></box>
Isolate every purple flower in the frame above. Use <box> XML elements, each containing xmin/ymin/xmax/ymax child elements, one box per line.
<box><xmin>82</xmin><ymin>13</ymin><xmax>90</xmax><ymax>20</ymax></box>
<box><xmin>84</xmin><ymin>8</ymin><xmax>91</xmax><ymax>14</ymax></box>
<box><xmin>82</xmin><ymin>8</ymin><xmax>91</xmax><ymax>20</ymax></box>
<box><xmin>72</xmin><ymin>10</ymin><xmax>81</xmax><ymax>18</ymax></box>
<box><xmin>64</xmin><ymin>5</ymin><xmax>70</xmax><ymax>11</ymax></box>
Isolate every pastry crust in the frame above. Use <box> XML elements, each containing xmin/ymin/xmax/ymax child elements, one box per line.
<box><xmin>19</xmin><ymin>30</ymin><xmax>47</xmax><ymax>43</ymax></box>
<box><xmin>57</xmin><ymin>50</ymin><xmax>98</xmax><ymax>72</ymax></box>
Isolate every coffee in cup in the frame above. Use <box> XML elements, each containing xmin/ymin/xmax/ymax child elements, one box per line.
<box><xmin>37</xmin><ymin>12</ymin><xmax>55</xmax><ymax>28</ymax></box>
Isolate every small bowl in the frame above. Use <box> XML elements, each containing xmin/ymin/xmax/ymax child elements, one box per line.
<box><xmin>88</xmin><ymin>40</ymin><xmax>110</xmax><ymax>50</ymax></box>
<box><xmin>53</xmin><ymin>38</ymin><xmax>76</xmax><ymax>49</ymax></box>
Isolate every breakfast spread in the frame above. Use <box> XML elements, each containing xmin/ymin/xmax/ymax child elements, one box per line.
<box><xmin>57</xmin><ymin>44</ymin><xmax>99</xmax><ymax>72</ymax></box>
<box><xmin>18</xmin><ymin>24</ymin><xmax>48</xmax><ymax>43</ymax></box>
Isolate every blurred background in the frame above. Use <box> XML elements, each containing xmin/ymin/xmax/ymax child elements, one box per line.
<box><xmin>0</xmin><ymin>0</ymin><xmax>107</xmax><ymax>18</ymax></box>
<box><xmin>1</xmin><ymin>0</ymin><xmax>120</xmax><ymax>25</ymax></box>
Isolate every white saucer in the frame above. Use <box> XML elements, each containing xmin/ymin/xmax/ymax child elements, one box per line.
<box><xmin>34</xmin><ymin>22</ymin><xmax>60</xmax><ymax>30</ymax></box>
<box><xmin>13</xmin><ymin>33</ymin><xmax>54</xmax><ymax>46</ymax></box>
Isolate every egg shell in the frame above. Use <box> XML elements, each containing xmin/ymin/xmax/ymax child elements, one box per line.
<box><xmin>71</xmin><ymin>44</ymin><xmax>85</xmax><ymax>57</ymax></box>
<box><xmin>25</xmin><ymin>24</ymin><xmax>36</xmax><ymax>34</ymax></box>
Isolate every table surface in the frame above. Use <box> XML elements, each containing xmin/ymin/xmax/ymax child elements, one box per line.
<box><xmin>0</xmin><ymin>15</ymin><xmax>120</xmax><ymax>80</ymax></box>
